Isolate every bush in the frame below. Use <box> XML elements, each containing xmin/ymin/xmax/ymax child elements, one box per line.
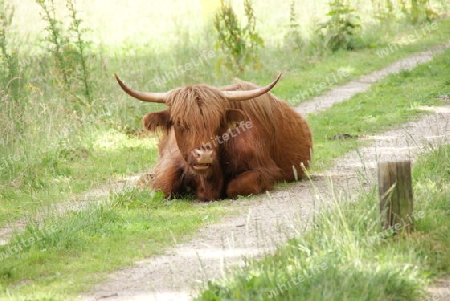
<box><xmin>283</xmin><ymin>1</ymin><xmax>304</xmax><ymax>51</ymax></box>
<box><xmin>0</xmin><ymin>4</ymin><xmax>22</xmax><ymax>102</ymax></box>
<box><xmin>316</xmin><ymin>0</ymin><xmax>363</xmax><ymax>52</ymax></box>
<box><xmin>36</xmin><ymin>0</ymin><xmax>93</xmax><ymax>109</ymax></box>
<box><xmin>213</xmin><ymin>0</ymin><xmax>264</xmax><ymax>75</ymax></box>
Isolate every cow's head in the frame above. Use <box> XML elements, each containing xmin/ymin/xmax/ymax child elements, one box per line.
<box><xmin>114</xmin><ymin>74</ymin><xmax>281</xmax><ymax>175</ymax></box>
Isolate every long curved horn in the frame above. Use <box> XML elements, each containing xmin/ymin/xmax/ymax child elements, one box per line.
<box><xmin>114</xmin><ymin>74</ymin><xmax>168</xmax><ymax>104</ymax></box>
<box><xmin>221</xmin><ymin>72</ymin><xmax>282</xmax><ymax>102</ymax></box>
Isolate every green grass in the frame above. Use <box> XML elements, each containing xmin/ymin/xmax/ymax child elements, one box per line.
<box><xmin>0</xmin><ymin>189</ymin><xmax>235</xmax><ymax>299</ymax></box>
<box><xmin>272</xmin><ymin>19</ymin><xmax>450</xmax><ymax>104</ymax></box>
<box><xmin>0</xmin><ymin>131</ymin><xmax>159</xmax><ymax>229</ymax></box>
<box><xmin>194</xmin><ymin>128</ymin><xmax>450</xmax><ymax>301</ymax></box>
<box><xmin>103</xmin><ymin>19</ymin><xmax>450</xmax><ymax>105</ymax></box>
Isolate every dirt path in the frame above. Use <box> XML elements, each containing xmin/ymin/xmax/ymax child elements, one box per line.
<box><xmin>295</xmin><ymin>44</ymin><xmax>449</xmax><ymax>115</ymax></box>
<box><xmin>81</xmin><ymin>46</ymin><xmax>450</xmax><ymax>301</ymax></box>
<box><xmin>427</xmin><ymin>276</ymin><xmax>450</xmax><ymax>301</ymax></box>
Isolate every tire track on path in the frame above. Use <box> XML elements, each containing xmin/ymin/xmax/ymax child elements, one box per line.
<box><xmin>0</xmin><ymin>175</ymin><xmax>142</xmax><ymax>246</ymax></box>
<box><xmin>295</xmin><ymin>43</ymin><xmax>449</xmax><ymax>115</ymax></box>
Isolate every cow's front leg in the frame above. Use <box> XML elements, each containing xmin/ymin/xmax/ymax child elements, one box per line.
<box><xmin>152</xmin><ymin>163</ymin><xmax>186</xmax><ymax>198</ymax></box>
<box><xmin>196</xmin><ymin>184</ymin><xmax>221</xmax><ymax>201</ymax></box>
<box><xmin>194</xmin><ymin>167</ymin><xmax>225</xmax><ymax>201</ymax></box>
<box><xmin>226</xmin><ymin>170</ymin><xmax>275</xmax><ymax>198</ymax></box>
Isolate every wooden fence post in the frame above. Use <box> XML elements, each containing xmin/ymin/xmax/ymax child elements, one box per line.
<box><xmin>378</xmin><ymin>161</ymin><xmax>414</xmax><ymax>234</ymax></box>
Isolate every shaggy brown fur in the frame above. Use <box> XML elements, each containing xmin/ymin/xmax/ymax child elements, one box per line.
<box><xmin>167</xmin><ymin>86</ymin><xmax>227</xmax><ymax>133</ymax></box>
<box><xmin>225</xmin><ymin>80</ymin><xmax>313</xmax><ymax>181</ymax></box>
<box><xmin>141</xmin><ymin>79</ymin><xmax>312</xmax><ymax>201</ymax></box>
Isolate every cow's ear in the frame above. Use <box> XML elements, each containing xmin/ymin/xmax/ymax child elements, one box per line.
<box><xmin>142</xmin><ymin>110</ymin><xmax>171</xmax><ymax>132</ymax></box>
<box><xmin>225</xmin><ymin>109</ymin><xmax>247</xmax><ymax>128</ymax></box>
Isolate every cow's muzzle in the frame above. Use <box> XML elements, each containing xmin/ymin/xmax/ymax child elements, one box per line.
<box><xmin>191</xmin><ymin>148</ymin><xmax>213</xmax><ymax>173</ymax></box>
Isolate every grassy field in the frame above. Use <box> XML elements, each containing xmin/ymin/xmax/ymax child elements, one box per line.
<box><xmin>1</xmin><ymin>0</ymin><xmax>450</xmax><ymax>299</ymax></box>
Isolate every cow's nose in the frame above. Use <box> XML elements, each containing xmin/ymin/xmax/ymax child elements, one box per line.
<box><xmin>193</xmin><ymin>148</ymin><xmax>213</xmax><ymax>164</ymax></box>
